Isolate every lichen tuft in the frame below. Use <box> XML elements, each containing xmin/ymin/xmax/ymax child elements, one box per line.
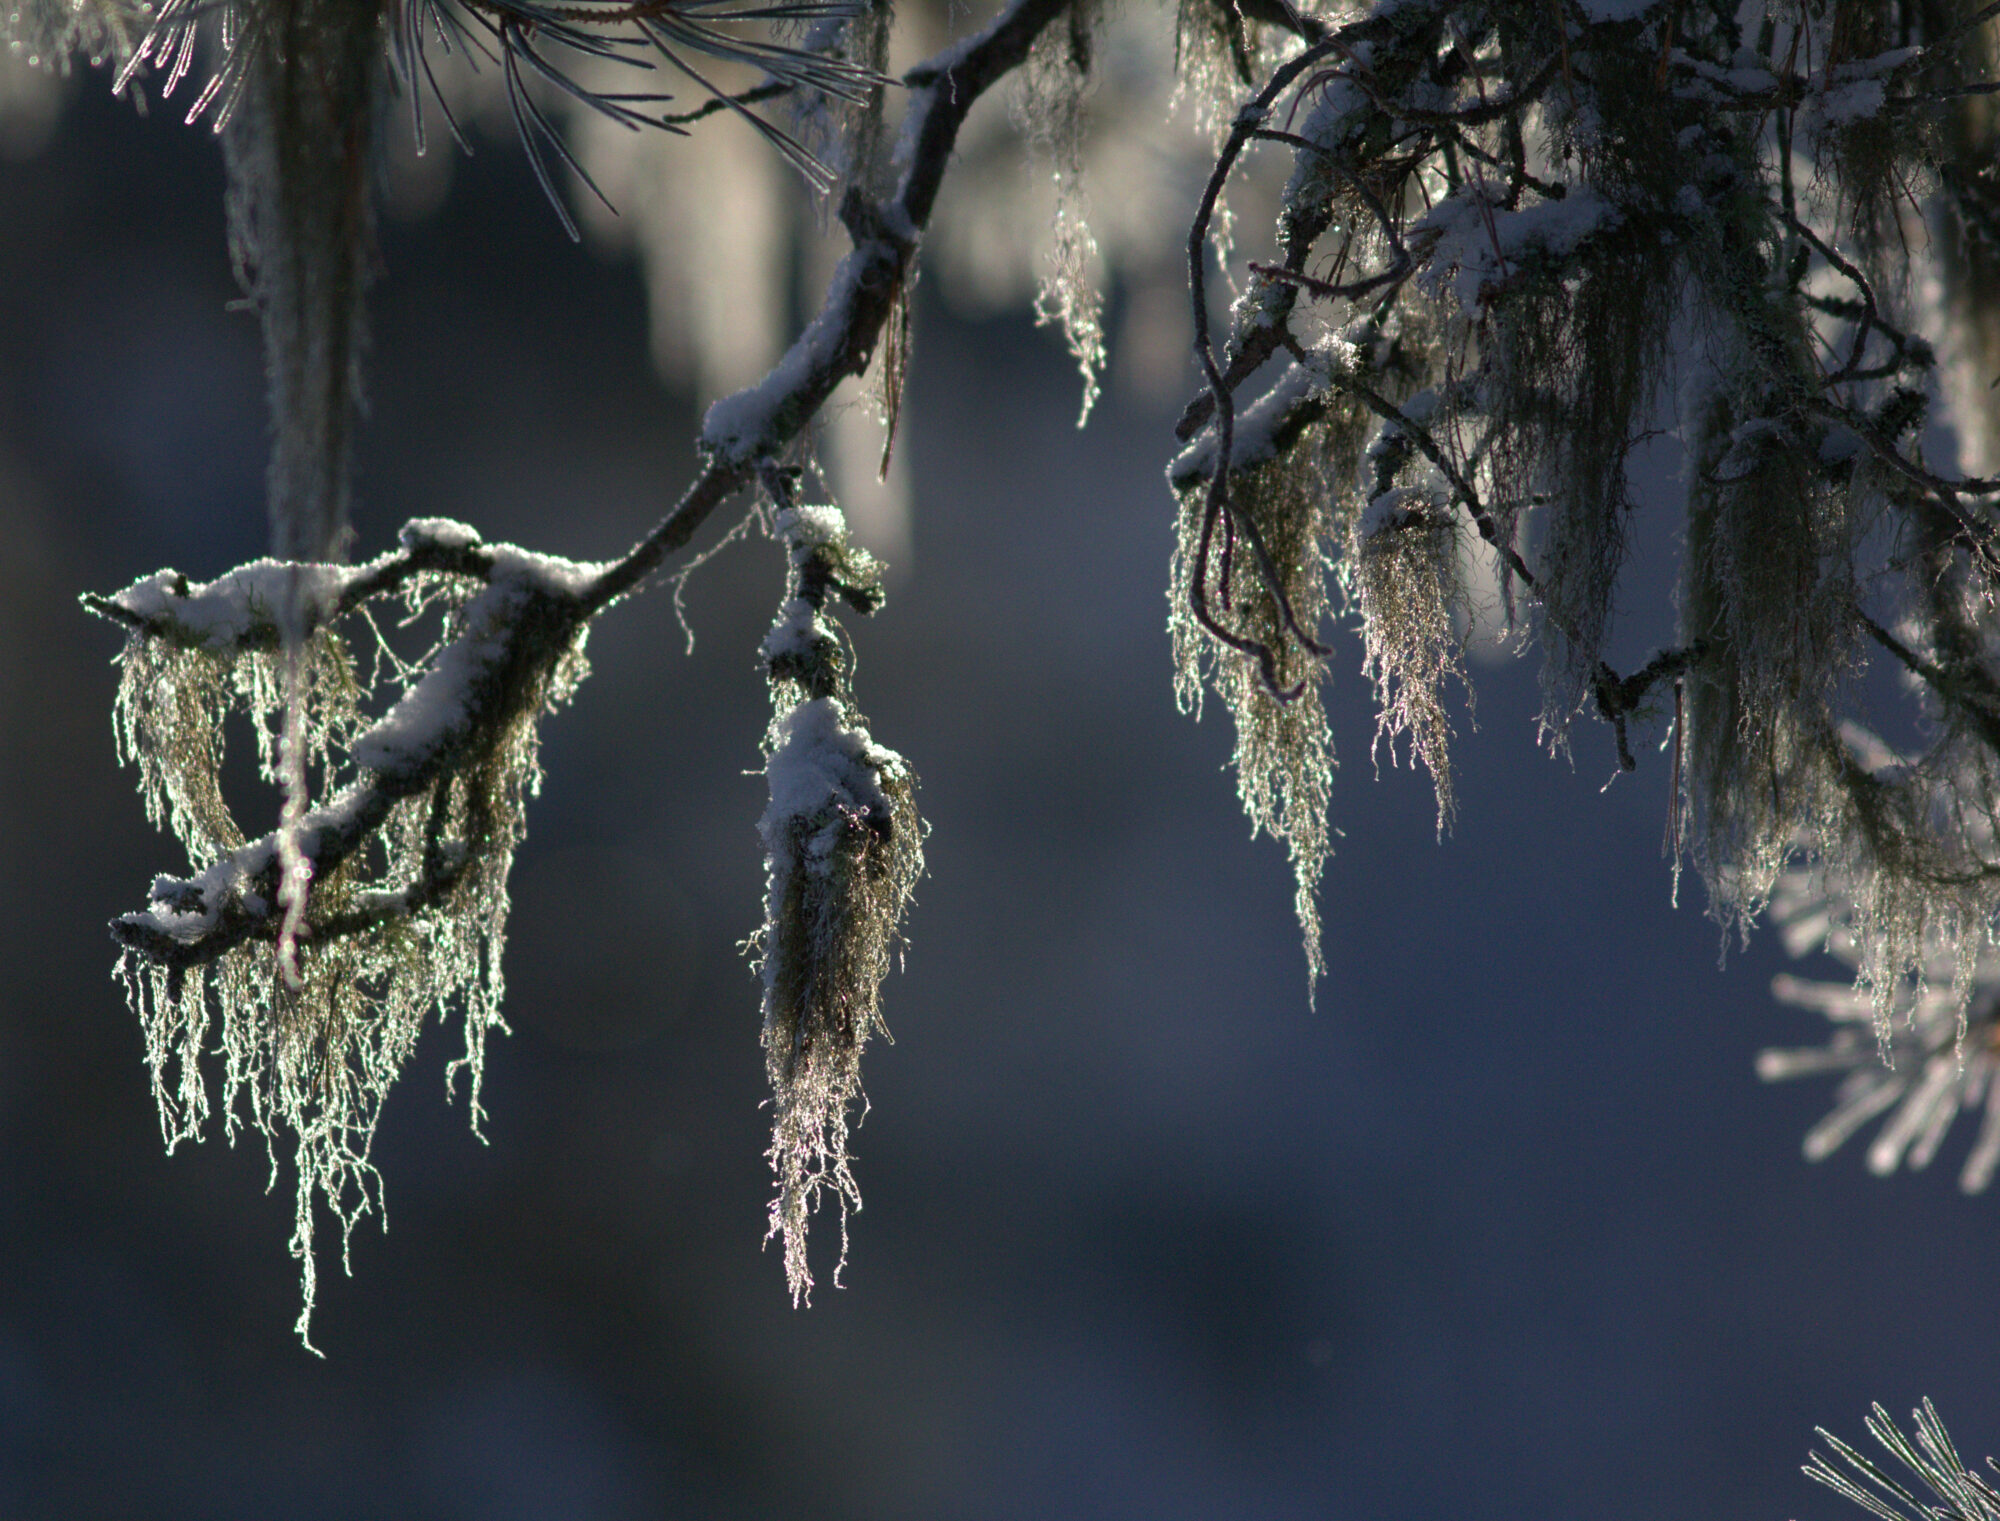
<box><xmin>754</xmin><ymin>501</ymin><xmax>924</xmax><ymax>1303</ymax></box>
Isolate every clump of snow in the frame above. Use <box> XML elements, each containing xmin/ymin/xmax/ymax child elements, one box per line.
<box><xmin>761</xmin><ymin>696</ymin><xmax>898</xmax><ymax>851</ymax></box>
<box><xmin>1806</xmin><ymin>79</ymin><xmax>1885</xmax><ymax>129</ymax></box>
<box><xmin>352</xmin><ymin>577</ymin><xmax>528</xmax><ymax>778</ymax></box>
<box><xmin>1415</xmin><ymin>187</ymin><xmax>1619</xmax><ymax>316</ymax></box>
<box><xmin>760</xmin><ymin>597</ymin><xmax>833</xmax><ymax>669</ymax></box>
<box><xmin>1171</xmin><ymin>360</ymin><xmax>1335</xmax><ymax>490</ymax></box>
<box><xmin>702</xmin><ymin>255</ymin><xmax>869</xmax><ymax>461</ymax></box>
<box><xmin>400</xmin><ymin>517</ymin><xmax>483</xmax><ymax>553</ymax></box>
<box><xmin>352</xmin><ymin>550</ymin><xmax>598</xmax><ymax>779</ymax></box>
<box><xmin>776</xmin><ymin>504</ymin><xmax>847</xmax><ymax>550</ymax></box>
<box><xmin>1359</xmin><ymin>488</ymin><xmax>1429</xmax><ymax>539</ymax></box>
<box><xmin>112</xmin><ymin>561</ymin><xmax>354</xmax><ymax>651</ymax></box>
<box><xmin>1669</xmin><ymin>50</ymin><xmax>1778</xmax><ymax>104</ymax></box>
<box><xmin>487</xmin><ymin>544</ymin><xmax>606</xmax><ymax>602</ymax></box>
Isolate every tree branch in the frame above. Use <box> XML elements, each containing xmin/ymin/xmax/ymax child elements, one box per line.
<box><xmin>582</xmin><ymin>0</ymin><xmax>1074</xmax><ymax>610</ymax></box>
<box><xmin>100</xmin><ymin>0</ymin><xmax>1079</xmax><ymax>975</ymax></box>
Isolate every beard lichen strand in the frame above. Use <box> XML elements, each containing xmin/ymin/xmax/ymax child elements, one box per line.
<box><xmin>113</xmin><ymin>640</ymin><xmax>242</xmax><ymax>867</ymax></box>
<box><xmin>1679</xmin><ymin>366</ymin><xmax>1861</xmax><ymax>937</ymax></box>
<box><xmin>757</xmin><ymin>724</ymin><xmax>921</xmax><ymax>1304</ymax></box>
<box><xmin>112</xmin><ymin>626</ymin><xmax>366</xmax><ymax>869</ymax></box>
<box><xmin>1171</xmin><ymin>415</ymin><xmax>1352</xmax><ymax>988</ymax></box>
<box><xmin>119</xmin><ymin>735</ymin><xmax>561</xmax><ymax>1344</ymax></box>
<box><xmin>1475</xmin><ymin>234</ymin><xmax>1676</xmax><ymax>739</ymax></box>
<box><xmin>1349</xmin><ymin>495</ymin><xmax>1469</xmax><ymax>834</ymax></box>
<box><xmin>1828</xmin><ymin>766</ymin><xmax>1994</xmax><ymax>1049</ymax></box>
<box><xmin>1014</xmin><ymin>0</ymin><xmax>1106</xmax><ymax>424</ymax></box>
<box><xmin>219</xmin><ymin>0</ymin><xmax>383</xmax><ymax>565</ymax></box>
<box><xmin>1761</xmin><ymin>728</ymin><xmax>2000</xmax><ymax>1086</ymax></box>
<box><xmin>755</xmin><ymin>503</ymin><xmax>924</xmax><ymax>1304</ymax></box>
<box><xmin>112</xmin><ymin>570</ymin><xmax>587</xmax><ymax>1346</ymax></box>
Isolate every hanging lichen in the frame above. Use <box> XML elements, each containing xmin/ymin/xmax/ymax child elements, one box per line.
<box><xmin>752</xmin><ymin>498</ymin><xmax>924</xmax><ymax>1304</ymax></box>
<box><xmin>1475</xmin><ymin>229</ymin><xmax>1675</xmax><ymax>737</ymax></box>
<box><xmin>1677</xmin><ymin>353</ymin><xmax>1859</xmax><ymax>934</ymax></box>
<box><xmin>94</xmin><ymin>534</ymin><xmax>590</xmax><ymax>1346</ymax></box>
<box><xmin>1014</xmin><ymin>0</ymin><xmax>1107</xmax><ymax>423</ymax></box>
<box><xmin>1169</xmin><ymin>364</ymin><xmax>1369</xmax><ymax>984</ymax></box>
<box><xmin>1348</xmin><ymin>469</ymin><xmax>1470</xmax><ymax>836</ymax></box>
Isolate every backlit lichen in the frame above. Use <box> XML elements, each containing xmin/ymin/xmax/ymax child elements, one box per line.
<box><xmin>99</xmin><ymin>548</ymin><xmax>589</xmax><ymax>1346</ymax></box>
<box><xmin>753</xmin><ymin>501</ymin><xmax>924</xmax><ymax>1303</ymax></box>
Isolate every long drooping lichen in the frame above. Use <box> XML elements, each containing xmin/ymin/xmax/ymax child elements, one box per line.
<box><xmin>1164</xmin><ymin>0</ymin><xmax>2000</xmax><ymax>1051</ymax></box>
<box><xmin>99</xmin><ymin>539</ymin><xmax>590</xmax><ymax>1345</ymax></box>
<box><xmin>1349</xmin><ymin>483</ymin><xmax>1470</xmax><ymax>835</ymax></box>
<box><xmin>1014</xmin><ymin>0</ymin><xmax>1107</xmax><ymax>422</ymax></box>
<box><xmin>753</xmin><ymin>501</ymin><xmax>923</xmax><ymax>1302</ymax></box>
<box><xmin>1170</xmin><ymin>368</ymin><xmax>1369</xmax><ymax>984</ymax></box>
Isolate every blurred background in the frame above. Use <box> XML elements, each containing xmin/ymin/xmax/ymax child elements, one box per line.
<box><xmin>2</xmin><ymin>14</ymin><xmax>1998</xmax><ymax>1519</ymax></box>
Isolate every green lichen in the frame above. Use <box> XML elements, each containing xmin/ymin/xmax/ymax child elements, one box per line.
<box><xmin>754</xmin><ymin>503</ymin><xmax>924</xmax><ymax>1303</ymax></box>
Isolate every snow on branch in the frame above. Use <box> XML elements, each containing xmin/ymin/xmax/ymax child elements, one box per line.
<box><xmin>88</xmin><ymin>519</ymin><xmax>598</xmax><ymax>1347</ymax></box>
<box><xmin>83</xmin><ymin>0</ymin><xmax>1075</xmax><ymax>1339</ymax></box>
<box><xmin>588</xmin><ymin>0</ymin><xmax>1078</xmax><ymax>607</ymax></box>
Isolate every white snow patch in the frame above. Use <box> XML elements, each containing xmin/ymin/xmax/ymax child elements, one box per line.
<box><xmin>351</xmin><ymin>576</ymin><xmax>529</xmax><ymax>778</ymax></box>
<box><xmin>1360</xmin><ymin>489</ymin><xmax>1428</xmax><ymax>538</ymax></box>
<box><xmin>775</xmin><ymin>505</ymin><xmax>847</xmax><ymax>550</ymax></box>
<box><xmin>486</xmin><ymin>544</ymin><xmax>605</xmax><ymax>601</ymax></box>
<box><xmin>761</xmin><ymin>597</ymin><xmax>831</xmax><ymax>665</ymax></box>
<box><xmin>1808</xmin><ymin>78</ymin><xmax>1886</xmax><ymax>127</ymax></box>
<box><xmin>400</xmin><ymin>517</ymin><xmax>483</xmax><ymax>553</ymax></box>
<box><xmin>1414</xmin><ymin>187</ymin><xmax>1619</xmax><ymax>315</ymax></box>
<box><xmin>113</xmin><ymin>561</ymin><xmax>353</xmax><ymax>650</ymax></box>
<box><xmin>1170</xmin><ymin>361</ymin><xmax>1327</xmax><ymax>488</ymax></box>
<box><xmin>702</xmin><ymin>253</ymin><xmax>867</xmax><ymax>461</ymax></box>
<box><xmin>761</xmin><ymin>697</ymin><xmax>900</xmax><ymax>861</ymax></box>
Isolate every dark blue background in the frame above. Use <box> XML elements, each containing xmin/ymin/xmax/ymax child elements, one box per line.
<box><xmin>1</xmin><ymin>59</ymin><xmax>1995</xmax><ymax>1521</ymax></box>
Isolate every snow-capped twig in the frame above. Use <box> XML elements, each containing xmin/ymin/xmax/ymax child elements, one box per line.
<box><xmin>95</xmin><ymin>0</ymin><xmax>1074</xmax><ymax>983</ymax></box>
<box><xmin>584</xmin><ymin>0</ymin><xmax>1077</xmax><ymax>610</ymax></box>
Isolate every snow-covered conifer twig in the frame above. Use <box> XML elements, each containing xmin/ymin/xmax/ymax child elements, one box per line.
<box><xmin>92</xmin><ymin>0</ymin><xmax>1072</xmax><ymax>974</ymax></box>
<box><xmin>1167</xmin><ymin>0</ymin><xmax>2000</xmax><ymax>1027</ymax></box>
<box><xmin>76</xmin><ymin>0</ymin><xmax>1074</xmax><ymax>1335</ymax></box>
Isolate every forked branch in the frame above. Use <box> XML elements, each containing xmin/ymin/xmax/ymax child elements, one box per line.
<box><xmin>94</xmin><ymin>0</ymin><xmax>1077</xmax><ymax>975</ymax></box>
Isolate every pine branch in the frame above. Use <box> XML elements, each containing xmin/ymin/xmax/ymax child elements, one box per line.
<box><xmin>95</xmin><ymin>0</ymin><xmax>1077</xmax><ymax>978</ymax></box>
